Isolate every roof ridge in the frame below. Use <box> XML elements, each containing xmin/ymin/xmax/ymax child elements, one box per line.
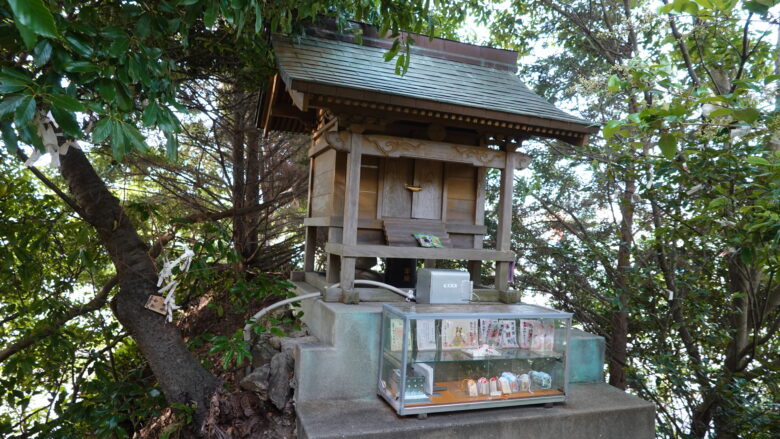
<box><xmin>305</xmin><ymin>19</ymin><xmax>518</xmax><ymax>72</ymax></box>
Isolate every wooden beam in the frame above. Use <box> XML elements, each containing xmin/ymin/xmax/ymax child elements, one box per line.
<box><xmin>339</xmin><ymin>132</ymin><xmax>361</xmax><ymax>303</ymax></box>
<box><xmin>325</xmin><ymin>243</ymin><xmax>515</xmax><ymax>261</ymax></box>
<box><xmin>363</xmin><ymin>135</ymin><xmax>507</xmax><ymax>169</ymax></box>
<box><xmin>303</xmin><ymin>216</ymin><xmax>487</xmax><ymax>234</ymax></box>
<box><xmin>261</xmin><ymin>74</ymin><xmax>279</xmax><ymax>136</ymax></box>
<box><xmin>322</xmin><ymin>131</ymin><xmax>533</xmax><ymax>170</ymax></box>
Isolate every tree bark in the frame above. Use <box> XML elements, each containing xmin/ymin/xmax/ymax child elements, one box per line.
<box><xmin>59</xmin><ymin>147</ymin><xmax>218</xmax><ymax>430</ymax></box>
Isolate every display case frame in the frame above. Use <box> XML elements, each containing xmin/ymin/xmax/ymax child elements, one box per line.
<box><xmin>378</xmin><ymin>303</ymin><xmax>572</xmax><ymax>416</ymax></box>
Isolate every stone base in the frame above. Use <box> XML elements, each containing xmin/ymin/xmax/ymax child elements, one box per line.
<box><xmin>297</xmin><ymin>383</ymin><xmax>655</xmax><ymax>439</ymax></box>
<box><xmin>290</xmin><ymin>279</ymin><xmax>653</xmax><ymax>438</ymax></box>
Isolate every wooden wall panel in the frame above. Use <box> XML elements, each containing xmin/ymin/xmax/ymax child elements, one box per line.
<box><xmin>332</xmin><ymin>151</ymin><xmax>347</xmax><ymax>216</ymax></box>
<box><xmin>358</xmin><ymin>156</ymin><xmax>379</xmax><ymax>219</ymax></box>
<box><xmin>412</xmin><ymin>159</ymin><xmax>444</xmax><ymax>220</ymax></box>
<box><xmin>450</xmin><ymin>233</ymin><xmax>475</xmax><ymax>249</ymax></box>
<box><xmin>382</xmin><ymin>157</ymin><xmax>414</xmax><ymax>218</ymax></box>
<box><xmin>446</xmin><ymin>163</ymin><xmax>477</xmax><ymax>225</ymax></box>
<box><xmin>357</xmin><ymin>228</ymin><xmax>385</xmax><ymax>245</ymax></box>
<box><xmin>310</xmin><ymin>150</ymin><xmax>335</xmax><ymax>217</ymax></box>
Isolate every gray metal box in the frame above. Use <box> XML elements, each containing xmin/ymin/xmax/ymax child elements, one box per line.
<box><xmin>415</xmin><ymin>269</ymin><xmax>472</xmax><ymax>304</ymax></box>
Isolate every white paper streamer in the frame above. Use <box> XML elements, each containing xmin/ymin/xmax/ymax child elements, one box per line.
<box><xmin>156</xmin><ymin>244</ymin><xmax>195</xmax><ymax>322</ymax></box>
<box><xmin>25</xmin><ymin>113</ymin><xmax>78</xmax><ymax>169</ymax></box>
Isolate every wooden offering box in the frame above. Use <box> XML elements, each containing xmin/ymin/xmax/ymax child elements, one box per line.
<box><xmin>260</xmin><ymin>20</ymin><xmax>597</xmax><ymax>303</ymax></box>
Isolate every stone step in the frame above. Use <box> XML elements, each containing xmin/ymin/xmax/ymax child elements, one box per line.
<box><xmin>296</xmin><ymin>383</ymin><xmax>655</xmax><ymax>439</ymax></box>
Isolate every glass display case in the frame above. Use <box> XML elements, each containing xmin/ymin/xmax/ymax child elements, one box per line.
<box><xmin>378</xmin><ymin>303</ymin><xmax>571</xmax><ymax>416</ymax></box>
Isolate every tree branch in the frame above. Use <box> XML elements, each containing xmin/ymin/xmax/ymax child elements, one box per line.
<box><xmin>0</xmin><ymin>233</ymin><xmax>173</xmax><ymax>364</ymax></box>
<box><xmin>15</xmin><ymin>150</ymin><xmax>86</xmax><ymax>218</ymax></box>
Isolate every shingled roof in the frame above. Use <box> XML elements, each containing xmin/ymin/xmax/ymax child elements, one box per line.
<box><xmin>263</xmin><ymin>23</ymin><xmax>598</xmax><ymax>141</ymax></box>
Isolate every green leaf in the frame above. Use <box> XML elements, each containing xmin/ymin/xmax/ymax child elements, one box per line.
<box><xmin>607</xmin><ymin>75</ymin><xmax>621</xmax><ymax>92</ymax></box>
<box><xmin>108</xmin><ymin>37</ymin><xmax>130</xmax><ymax>58</ymax></box>
<box><xmin>142</xmin><ymin>102</ymin><xmax>159</xmax><ymax>127</ymax></box>
<box><xmin>64</xmin><ymin>35</ymin><xmax>93</xmax><ymax>57</ymax></box>
<box><xmin>50</xmin><ymin>106</ymin><xmax>80</xmax><ymax>137</ymax></box>
<box><xmin>114</xmin><ymin>83</ymin><xmax>133</xmax><ymax>111</ymax></box>
<box><xmin>123</xmin><ymin>123</ymin><xmax>148</xmax><ymax>152</ymax></box>
<box><xmin>744</xmin><ymin>0</ymin><xmax>771</xmax><ymax>14</ymax></box>
<box><xmin>254</xmin><ymin>0</ymin><xmax>263</xmax><ymax>33</ymax></box>
<box><xmin>7</xmin><ymin>0</ymin><xmax>59</xmax><ymax>39</ymax></box>
<box><xmin>49</xmin><ymin>94</ymin><xmax>85</xmax><ymax>112</ymax></box>
<box><xmin>746</xmin><ymin>156</ymin><xmax>770</xmax><ymax>166</ymax></box>
<box><xmin>0</xmin><ymin>96</ymin><xmax>24</xmax><ymax>119</ymax></box>
<box><xmin>165</xmin><ymin>132</ymin><xmax>178</xmax><ymax>161</ymax></box>
<box><xmin>384</xmin><ymin>39</ymin><xmax>400</xmax><ymax>62</ymax></box>
<box><xmin>92</xmin><ymin>118</ymin><xmax>112</xmax><ymax>143</ymax></box>
<box><xmin>0</xmin><ymin>121</ymin><xmax>19</xmax><ymax>153</ymax></box>
<box><xmin>732</xmin><ymin>108</ymin><xmax>760</xmax><ymax>124</ymax></box>
<box><xmin>708</xmin><ymin>107</ymin><xmax>732</xmax><ymax>118</ymax></box>
<box><xmin>95</xmin><ymin>79</ymin><xmax>117</xmax><ymax>102</ymax></box>
<box><xmin>110</xmin><ymin>118</ymin><xmax>126</xmax><ymax>159</ymax></box>
<box><xmin>658</xmin><ymin>133</ymin><xmax>677</xmax><ymax>159</ymax></box>
<box><xmin>602</xmin><ymin>120</ymin><xmax>623</xmax><ymax>139</ymax></box>
<box><xmin>16</xmin><ymin>21</ymin><xmax>38</xmax><ymax>49</ymax></box>
<box><xmin>708</xmin><ymin>197</ymin><xmax>728</xmax><ymax>209</ymax></box>
<box><xmin>0</xmin><ymin>78</ymin><xmax>28</xmax><ymax>94</ymax></box>
<box><xmin>32</xmin><ymin>40</ymin><xmax>53</xmax><ymax>66</ymax></box>
<box><xmin>764</xmin><ymin>74</ymin><xmax>780</xmax><ymax>85</ymax></box>
<box><xmin>14</xmin><ymin>95</ymin><xmax>36</xmax><ymax>126</ymax></box>
<box><xmin>135</xmin><ymin>15</ymin><xmax>152</xmax><ymax>40</ymax></box>
<box><xmin>204</xmin><ymin>2</ymin><xmax>218</xmax><ymax>28</ymax></box>
<box><xmin>0</xmin><ymin>68</ymin><xmax>33</xmax><ymax>84</ymax></box>
<box><xmin>64</xmin><ymin>61</ymin><xmax>100</xmax><ymax>73</ymax></box>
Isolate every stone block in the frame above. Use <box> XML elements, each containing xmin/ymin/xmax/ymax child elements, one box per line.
<box><xmin>568</xmin><ymin>329</ymin><xmax>605</xmax><ymax>383</ymax></box>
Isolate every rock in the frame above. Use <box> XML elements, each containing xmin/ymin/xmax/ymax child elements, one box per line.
<box><xmin>268</xmin><ymin>351</ymin><xmax>294</xmax><ymax>410</ymax></box>
<box><xmin>280</xmin><ymin>335</ymin><xmax>318</xmax><ymax>358</ymax></box>
<box><xmin>251</xmin><ymin>333</ymin><xmax>279</xmax><ymax>369</ymax></box>
<box><xmin>269</xmin><ymin>336</ymin><xmax>282</xmax><ymax>350</ymax></box>
<box><xmin>239</xmin><ymin>364</ymin><xmax>270</xmax><ymax>399</ymax></box>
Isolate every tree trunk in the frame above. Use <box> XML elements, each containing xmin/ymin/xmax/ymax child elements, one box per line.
<box><xmin>59</xmin><ymin>147</ymin><xmax>218</xmax><ymax>430</ymax></box>
<box><xmin>609</xmin><ymin>177</ymin><xmax>635</xmax><ymax>390</ymax></box>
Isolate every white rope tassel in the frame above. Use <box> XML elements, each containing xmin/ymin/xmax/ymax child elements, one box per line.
<box><xmin>156</xmin><ymin>244</ymin><xmax>195</xmax><ymax>322</ymax></box>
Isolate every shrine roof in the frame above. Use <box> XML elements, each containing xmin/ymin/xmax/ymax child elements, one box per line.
<box><xmin>270</xmin><ymin>25</ymin><xmax>597</xmax><ymax>136</ymax></box>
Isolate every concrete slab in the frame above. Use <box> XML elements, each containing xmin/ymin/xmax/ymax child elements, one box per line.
<box><xmin>297</xmin><ymin>383</ymin><xmax>655</xmax><ymax>439</ymax></box>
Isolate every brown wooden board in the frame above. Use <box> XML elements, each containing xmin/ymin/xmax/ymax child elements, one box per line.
<box><xmin>405</xmin><ymin>381</ymin><xmax>563</xmax><ymax>407</ymax></box>
<box><xmin>359</xmin><ymin>156</ymin><xmax>380</xmax><ymax>219</ymax></box>
<box><xmin>383</xmin><ymin>218</ymin><xmax>451</xmax><ymax>248</ymax></box>
<box><xmin>325</xmin><ymin>243</ymin><xmax>515</xmax><ymax>261</ymax></box>
<box><xmin>382</xmin><ymin>157</ymin><xmax>414</xmax><ymax>218</ymax></box>
<box><xmin>412</xmin><ymin>159</ymin><xmax>444</xmax><ymax>220</ymax></box>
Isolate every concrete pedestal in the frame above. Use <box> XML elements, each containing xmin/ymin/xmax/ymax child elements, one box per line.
<box><xmin>297</xmin><ymin>383</ymin><xmax>654</xmax><ymax>439</ymax></box>
<box><xmin>290</xmin><ymin>281</ymin><xmax>654</xmax><ymax>438</ymax></box>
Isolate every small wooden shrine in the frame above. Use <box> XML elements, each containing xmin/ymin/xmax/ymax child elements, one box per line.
<box><xmin>260</xmin><ymin>21</ymin><xmax>597</xmax><ymax>303</ymax></box>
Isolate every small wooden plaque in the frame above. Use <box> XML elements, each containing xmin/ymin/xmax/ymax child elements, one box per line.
<box><xmin>145</xmin><ymin>295</ymin><xmax>167</xmax><ymax>315</ymax></box>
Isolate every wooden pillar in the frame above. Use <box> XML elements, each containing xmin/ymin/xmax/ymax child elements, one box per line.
<box><xmin>303</xmin><ymin>157</ymin><xmax>316</xmax><ymax>273</ymax></box>
<box><xmin>469</xmin><ymin>167</ymin><xmax>487</xmax><ymax>288</ymax></box>
<box><xmin>303</xmin><ymin>226</ymin><xmax>316</xmax><ymax>272</ymax></box>
<box><xmin>340</xmin><ymin>132</ymin><xmax>361</xmax><ymax>303</ymax></box>
<box><xmin>496</xmin><ymin>145</ymin><xmax>517</xmax><ymax>303</ymax></box>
